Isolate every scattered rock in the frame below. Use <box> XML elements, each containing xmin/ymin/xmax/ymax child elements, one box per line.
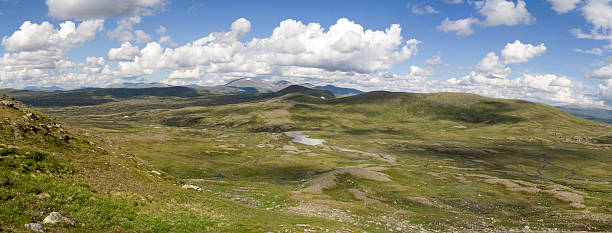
<box><xmin>181</xmin><ymin>184</ymin><xmax>202</xmax><ymax>191</ymax></box>
<box><xmin>24</xmin><ymin>223</ymin><xmax>44</xmax><ymax>232</ymax></box>
<box><xmin>25</xmin><ymin>113</ymin><xmax>38</xmax><ymax>120</ymax></box>
<box><xmin>42</xmin><ymin>212</ymin><xmax>75</xmax><ymax>225</ymax></box>
<box><xmin>1</xmin><ymin>100</ymin><xmax>16</xmax><ymax>108</ymax></box>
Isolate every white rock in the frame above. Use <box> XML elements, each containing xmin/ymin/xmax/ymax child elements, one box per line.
<box><xmin>181</xmin><ymin>184</ymin><xmax>202</xmax><ymax>191</ymax></box>
<box><xmin>42</xmin><ymin>212</ymin><xmax>75</xmax><ymax>225</ymax></box>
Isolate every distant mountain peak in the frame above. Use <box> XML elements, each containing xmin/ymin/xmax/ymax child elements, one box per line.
<box><xmin>224</xmin><ymin>78</ymin><xmax>362</xmax><ymax>95</ymax></box>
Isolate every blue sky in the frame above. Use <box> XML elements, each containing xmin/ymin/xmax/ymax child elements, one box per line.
<box><xmin>1</xmin><ymin>0</ymin><xmax>612</xmax><ymax>108</ymax></box>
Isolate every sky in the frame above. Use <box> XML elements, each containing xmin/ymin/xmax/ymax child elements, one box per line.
<box><xmin>1</xmin><ymin>0</ymin><xmax>612</xmax><ymax>108</ymax></box>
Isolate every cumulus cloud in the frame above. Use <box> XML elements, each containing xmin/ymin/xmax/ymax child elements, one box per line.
<box><xmin>83</xmin><ymin>56</ymin><xmax>105</xmax><ymax>73</ymax></box>
<box><xmin>437</xmin><ymin>17</ymin><xmax>479</xmax><ymax>36</ymax></box>
<box><xmin>587</xmin><ymin>63</ymin><xmax>612</xmax><ymax>79</ymax></box>
<box><xmin>475</xmin><ymin>0</ymin><xmax>535</xmax><ymax>26</ymax></box>
<box><xmin>444</xmin><ymin>0</ymin><xmax>464</xmax><ymax>4</ymax></box>
<box><xmin>439</xmin><ymin>0</ymin><xmax>535</xmax><ymax>35</ymax></box>
<box><xmin>2</xmin><ymin>20</ymin><xmax>103</xmax><ymax>52</ymax></box>
<box><xmin>473</xmin><ymin>52</ymin><xmax>511</xmax><ymax>79</ymax></box>
<box><xmin>447</xmin><ymin>73</ymin><xmax>600</xmax><ymax>106</ymax></box>
<box><xmin>501</xmin><ymin>40</ymin><xmax>547</xmax><ymax>64</ymax></box>
<box><xmin>547</xmin><ymin>0</ymin><xmax>581</xmax><ymax>13</ymax></box>
<box><xmin>108</xmin><ymin>42</ymin><xmax>140</xmax><ymax>61</ymax></box>
<box><xmin>581</xmin><ymin>0</ymin><xmax>612</xmax><ymax>30</ymax></box>
<box><xmin>572</xmin><ymin>0</ymin><xmax>612</xmax><ymax>47</ymax></box>
<box><xmin>106</xmin><ymin>18</ymin><xmax>420</xmax><ymax>79</ymax></box>
<box><xmin>0</xmin><ymin>20</ymin><xmax>106</xmax><ymax>89</ymax></box>
<box><xmin>168</xmin><ymin>67</ymin><xmax>204</xmax><ymax>79</ymax></box>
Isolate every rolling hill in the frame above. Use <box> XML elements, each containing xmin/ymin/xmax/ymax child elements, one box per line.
<box><xmin>0</xmin><ymin>94</ymin><xmax>380</xmax><ymax>232</ymax></box>
<box><xmin>1</xmin><ymin>87</ymin><xmax>611</xmax><ymax>232</ymax></box>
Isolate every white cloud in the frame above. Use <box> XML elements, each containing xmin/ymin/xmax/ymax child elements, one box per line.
<box><xmin>134</xmin><ymin>29</ymin><xmax>150</xmax><ymax>43</ymax></box>
<box><xmin>572</xmin><ymin>0</ymin><xmax>612</xmax><ymax>47</ymax></box>
<box><xmin>475</xmin><ymin>0</ymin><xmax>535</xmax><ymax>26</ymax></box>
<box><xmin>265</xmin><ymin>68</ymin><xmax>603</xmax><ymax>108</ymax></box>
<box><xmin>46</xmin><ymin>0</ymin><xmax>167</xmax><ymax>43</ymax></box>
<box><xmin>547</xmin><ymin>0</ymin><xmax>581</xmax><ymax>13</ymax></box>
<box><xmin>46</xmin><ymin>0</ymin><xmax>166</xmax><ymax>19</ymax></box>
<box><xmin>155</xmin><ymin>25</ymin><xmax>177</xmax><ymax>46</ymax></box>
<box><xmin>55</xmin><ymin>59</ymin><xmax>76</xmax><ymax>68</ymax></box>
<box><xmin>474</xmin><ymin>52</ymin><xmax>511</xmax><ymax>79</ymax></box>
<box><xmin>83</xmin><ymin>56</ymin><xmax>105</xmax><ymax>73</ymax></box>
<box><xmin>108</xmin><ymin>42</ymin><xmax>140</xmax><ymax>61</ymax></box>
<box><xmin>107</xmin><ymin>16</ymin><xmax>141</xmax><ymax>42</ymax></box>
<box><xmin>437</xmin><ymin>17</ymin><xmax>479</xmax><ymax>36</ymax></box>
<box><xmin>425</xmin><ymin>55</ymin><xmax>447</xmax><ymax>67</ymax></box>
<box><xmin>574</xmin><ymin>47</ymin><xmax>604</xmax><ymax>55</ymax></box>
<box><xmin>106</xmin><ymin>18</ymin><xmax>420</xmax><ymax>79</ymax></box>
<box><xmin>444</xmin><ymin>72</ymin><xmax>601</xmax><ymax>106</ymax></box>
<box><xmin>168</xmin><ymin>67</ymin><xmax>204</xmax><ymax>79</ymax></box>
<box><xmin>410</xmin><ymin>5</ymin><xmax>439</xmax><ymax>14</ymax></box>
<box><xmin>0</xmin><ymin>20</ymin><xmax>106</xmax><ymax>89</ymax></box>
<box><xmin>501</xmin><ymin>40</ymin><xmax>547</xmax><ymax>64</ymax></box>
<box><xmin>581</xmin><ymin>0</ymin><xmax>612</xmax><ymax>30</ymax></box>
<box><xmin>2</xmin><ymin>20</ymin><xmax>103</xmax><ymax>52</ymax></box>
<box><xmin>587</xmin><ymin>63</ymin><xmax>612</xmax><ymax>79</ymax></box>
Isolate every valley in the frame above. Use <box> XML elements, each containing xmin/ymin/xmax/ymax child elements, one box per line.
<box><xmin>1</xmin><ymin>85</ymin><xmax>610</xmax><ymax>232</ymax></box>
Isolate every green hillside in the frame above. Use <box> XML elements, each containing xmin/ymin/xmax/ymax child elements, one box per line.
<box><xmin>0</xmin><ymin>94</ymin><xmax>378</xmax><ymax>232</ymax></box>
<box><xmin>1</xmin><ymin>87</ymin><xmax>611</xmax><ymax>232</ymax></box>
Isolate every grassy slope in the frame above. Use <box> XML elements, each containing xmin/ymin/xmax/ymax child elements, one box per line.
<box><xmin>0</xmin><ymin>95</ymin><xmax>372</xmax><ymax>232</ymax></box>
<box><xmin>5</xmin><ymin>89</ymin><xmax>612</xmax><ymax>232</ymax></box>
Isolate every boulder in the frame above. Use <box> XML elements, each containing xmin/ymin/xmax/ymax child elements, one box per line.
<box><xmin>181</xmin><ymin>184</ymin><xmax>202</xmax><ymax>191</ymax></box>
<box><xmin>42</xmin><ymin>212</ymin><xmax>75</xmax><ymax>225</ymax></box>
